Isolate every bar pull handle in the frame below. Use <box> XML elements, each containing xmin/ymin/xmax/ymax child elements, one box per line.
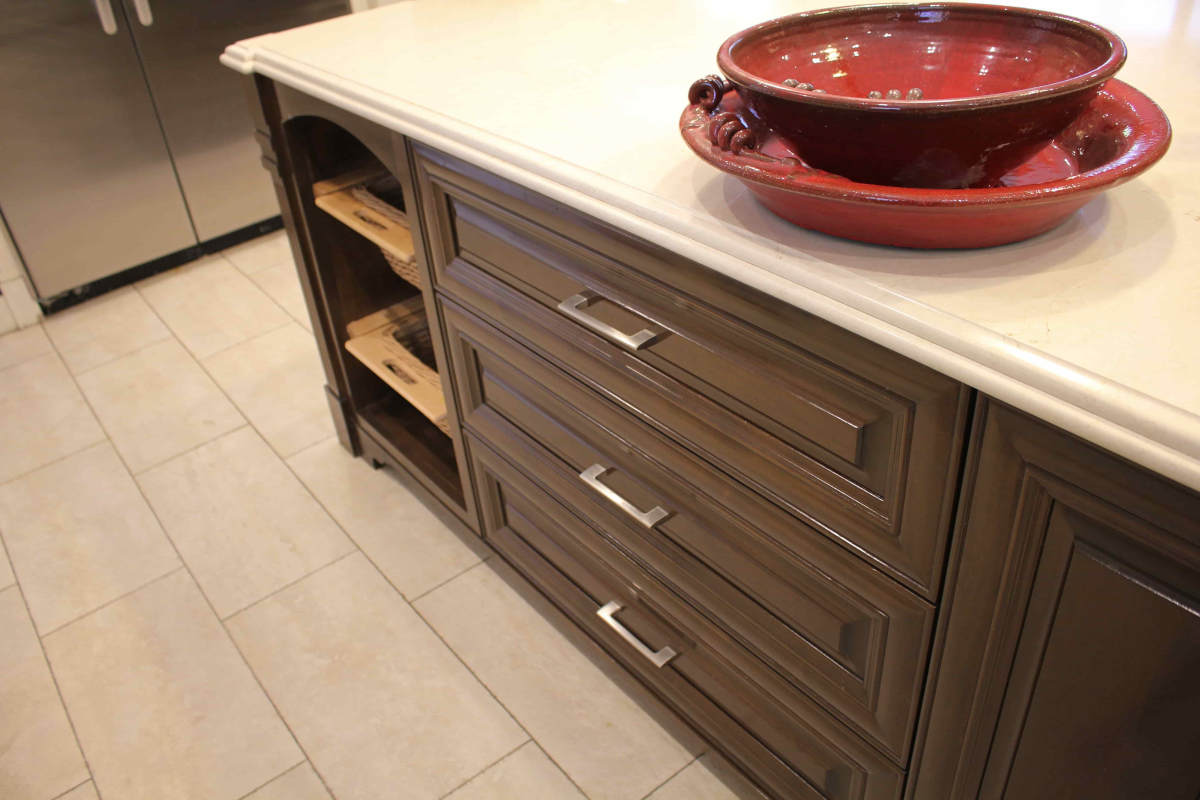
<box><xmin>130</xmin><ymin>0</ymin><xmax>153</xmax><ymax>26</ymax></box>
<box><xmin>596</xmin><ymin>601</ymin><xmax>677</xmax><ymax>668</ymax></box>
<box><xmin>557</xmin><ymin>289</ymin><xmax>661</xmax><ymax>352</ymax></box>
<box><xmin>93</xmin><ymin>0</ymin><xmax>118</xmax><ymax>34</ymax></box>
<box><xmin>579</xmin><ymin>464</ymin><xmax>668</xmax><ymax>528</ymax></box>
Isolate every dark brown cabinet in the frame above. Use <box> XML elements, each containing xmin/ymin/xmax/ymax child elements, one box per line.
<box><xmin>245</xmin><ymin>73</ymin><xmax>1200</xmax><ymax>800</ymax></box>
<box><xmin>910</xmin><ymin>401</ymin><xmax>1200</xmax><ymax>800</ymax></box>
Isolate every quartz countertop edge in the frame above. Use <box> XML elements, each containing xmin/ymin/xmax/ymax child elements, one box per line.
<box><xmin>221</xmin><ymin>38</ymin><xmax>1200</xmax><ymax>493</ymax></box>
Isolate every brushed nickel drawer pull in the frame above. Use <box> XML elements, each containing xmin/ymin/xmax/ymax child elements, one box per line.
<box><xmin>557</xmin><ymin>290</ymin><xmax>660</xmax><ymax>351</ymax></box>
<box><xmin>596</xmin><ymin>601</ymin><xmax>677</xmax><ymax>668</ymax></box>
<box><xmin>579</xmin><ymin>464</ymin><xmax>669</xmax><ymax>528</ymax></box>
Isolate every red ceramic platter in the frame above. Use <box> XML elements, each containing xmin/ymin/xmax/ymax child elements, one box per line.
<box><xmin>680</xmin><ymin>79</ymin><xmax>1170</xmax><ymax>249</ymax></box>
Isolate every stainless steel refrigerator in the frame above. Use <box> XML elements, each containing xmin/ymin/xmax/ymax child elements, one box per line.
<box><xmin>0</xmin><ymin>0</ymin><xmax>347</xmax><ymax>304</ymax></box>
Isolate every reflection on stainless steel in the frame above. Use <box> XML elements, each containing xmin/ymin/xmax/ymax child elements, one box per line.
<box><xmin>0</xmin><ymin>0</ymin><xmax>346</xmax><ymax>301</ymax></box>
<box><xmin>129</xmin><ymin>0</ymin><xmax>153</xmax><ymax>27</ymax></box>
<box><xmin>93</xmin><ymin>0</ymin><xmax>119</xmax><ymax>35</ymax></box>
<box><xmin>120</xmin><ymin>0</ymin><xmax>346</xmax><ymax>241</ymax></box>
<box><xmin>0</xmin><ymin>0</ymin><xmax>197</xmax><ymax>298</ymax></box>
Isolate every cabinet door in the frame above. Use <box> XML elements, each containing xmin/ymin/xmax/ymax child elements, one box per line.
<box><xmin>911</xmin><ymin>400</ymin><xmax>1200</xmax><ymax>800</ymax></box>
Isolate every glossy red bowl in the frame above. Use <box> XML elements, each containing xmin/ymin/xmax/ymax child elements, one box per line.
<box><xmin>680</xmin><ymin>79</ymin><xmax>1170</xmax><ymax>248</ymax></box>
<box><xmin>718</xmin><ymin>3</ymin><xmax>1126</xmax><ymax>188</ymax></box>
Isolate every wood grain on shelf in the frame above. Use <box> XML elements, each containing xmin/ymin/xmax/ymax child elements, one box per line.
<box><xmin>344</xmin><ymin>318</ymin><xmax>448</xmax><ymax>434</ymax></box>
<box><xmin>345</xmin><ymin>295</ymin><xmax>426</xmax><ymax>339</ymax></box>
<box><xmin>312</xmin><ymin>165</ymin><xmax>385</xmax><ymax>197</ymax></box>
<box><xmin>314</xmin><ymin>182</ymin><xmax>416</xmax><ymax>267</ymax></box>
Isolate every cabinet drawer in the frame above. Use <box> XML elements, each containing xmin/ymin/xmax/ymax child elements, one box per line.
<box><xmin>471</xmin><ymin>436</ymin><xmax>905</xmax><ymax>800</ymax></box>
<box><xmin>443</xmin><ymin>299</ymin><xmax>933</xmax><ymax>761</ymax></box>
<box><xmin>415</xmin><ymin>147</ymin><xmax>967</xmax><ymax>598</ymax></box>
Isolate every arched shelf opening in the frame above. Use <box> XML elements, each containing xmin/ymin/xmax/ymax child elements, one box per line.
<box><xmin>282</xmin><ymin>113</ymin><xmax>465</xmax><ymax>510</ymax></box>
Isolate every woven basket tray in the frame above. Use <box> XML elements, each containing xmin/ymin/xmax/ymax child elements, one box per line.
<box><xmin>350</xmin><ymin>182</ymin><xmax>422</xmax><ymax>288</ymax></box>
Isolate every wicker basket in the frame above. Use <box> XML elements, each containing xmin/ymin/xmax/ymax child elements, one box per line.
<box><xmin>350</xmin><ymin>181</ymin><xmax>423</xmax><ymax>288</ymax></box>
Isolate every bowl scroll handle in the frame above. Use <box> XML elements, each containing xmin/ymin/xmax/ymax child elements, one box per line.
<box><xmin>688</xmin><ymin>75</ymin><xmax>758</xmax><ymax>156</ymax></box>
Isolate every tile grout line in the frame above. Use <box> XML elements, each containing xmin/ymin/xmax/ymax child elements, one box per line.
<box><xmin>191</xmin><ymin>315</ymin><xmax>295</xmax><ymax>364</ymax></box>
<box><xmin>38</xmin><ymin>566</ymin><xmax>187</xmax><ymax>640</ymax></box>
<box><xmin>66</xmin><ymin>332</ymin><xmax>174</xmax><ymax>381</ymax></box>
<box><xmin>221</xmin><ymin>548</ymin><xmax>359</xmax><ymax>623</ymax></box>
<box><xmin>0</xmin><ymin>529</ymin><xmax>102</xmax><ymax>799</ymax></box>
<box><xmin>240</xmin><ymin>255</ymin><xmax>314</xmax><ymax>329</ymax></box>
<box><xmin>637</xmin><ymin>754</ymin><xmax>701</xmax><ymax>800</ymax></box>
<box><xmin>407</xmin><ymin>551</ymin><xmax>494</xmax><ymax>604</ymax></box>
<box><xmin>232</xmin><ymin>759</ymin><xmax>308</xmax><ymax>800</ymax></box>
<box><xmin>0</xmin><ymin>436</ymin><xmax>109</xmax><ymax>489</ymax></box>
<box><xmin>48</xmin><ymin>776</ymin><xmax>93</xmax><ymax>800</ymax></box>
<box><xmin>0</xmin><ymin>332</ymin><xmax>54</xmax><ymax>375</ymax></box>
<box><xmin>433</xmin><ymin>737</ymin><xmax>533</xmax><ymax>800</ymax></box>
<box><xmin>133</xmin><ymin>255</ymin><xmax>296</xmax><ymax>365</ymax></box>
<box><xmin>40</xmin><ymin>325</ymin><xmax>342</xmax><ymax>800</ymax></box>
<box><xmin>126</xmin><ymin>422</ymin><xmax>251</xmax><ymax>478</ymax></box>
<box><xmin>405</xmin><ymin>591</ymin><xmax>595</xmax><ymax>800</ymax></box>
<box><xmin>126</xmin><ymin>263</ymin><xmax>366</xmax><ymax>800</ymax></box>
<box><xmin>355</xmin><ymin>547</ymin><xmax>590</xmax><ymax>793</ymax></box>
<box><xmin>120</xmin><ymin>473</ymin><xmax>343</xmax><ymax>800</ymax></box>
<box><xmin>133</xmin><ymin>272</ymin><xmax>359</xmax><ymax>558</ymax></box>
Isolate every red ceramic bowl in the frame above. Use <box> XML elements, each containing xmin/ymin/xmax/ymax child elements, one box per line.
<box><xmin>680</xmin><ymin>79</ymin><xmax>1171</xmax><ymax>248</ymax></box>
<box><xmin>718</xmin><ymin>3</ymin><xmax>1126</xmax><ymax>188</ymax></box>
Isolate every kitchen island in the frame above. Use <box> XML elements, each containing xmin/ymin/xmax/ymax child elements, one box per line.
<box><xmin>223</xmin><ymin>2</ymin><xmax>1200</xmax><ymax>798</ymax></box>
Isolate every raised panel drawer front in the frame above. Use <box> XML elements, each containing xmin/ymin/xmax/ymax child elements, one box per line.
<box><xmin>470</xmin><ymin>436</ymin><xmax>906</xmax><ymax>800</ymax></box>
<box><xmin>414</xmin><ymin>146</ymin><xmax>968</xmax><ymax>598</ymax></box>
<box><xmin>442</xmin><ymin>299</ymin><xmax>933</xmax><ymax>761</ymax></box>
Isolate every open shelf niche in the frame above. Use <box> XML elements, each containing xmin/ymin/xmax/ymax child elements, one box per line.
<box><xmin>292</xmin><ymin>114</ymin><xmax>467</xmax><ymax>511</ymax></box>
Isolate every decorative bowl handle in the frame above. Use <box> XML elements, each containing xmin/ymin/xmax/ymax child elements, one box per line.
<box><xmin>688</xmin><ymin>75</ymin><xmax>758</xmax><ymax>156</ymax></box>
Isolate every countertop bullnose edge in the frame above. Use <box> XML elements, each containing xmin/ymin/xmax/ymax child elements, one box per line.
<box><xmin>226</xmin><ymin>42</ymin><xmax>1200</xmax><ymax>495</ymax></box>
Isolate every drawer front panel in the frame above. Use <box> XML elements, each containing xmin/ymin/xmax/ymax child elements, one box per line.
<box><xmin>415</xmin><ymin>147</ymin><xmax>967</xmax><ymax>598</ymax></box>
<box><xmin>443</xmin><ymin>299</ymin><xmax>933</xmax><ymax>760</ymax></box>
<box><xmin>471</xmin><ymin>436</ymin><xmax>905</xmax><ymax>800</ymax></box>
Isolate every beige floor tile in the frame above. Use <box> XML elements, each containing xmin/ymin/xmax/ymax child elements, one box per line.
<box><xmin>203</xmin><ymin>324</ymin><xmax>332</xmax><ymax>458</ymax></box>
<box><xmin>0</xmin><ymin>443</ymin><xmax>180</xmax><ymax>635</ymax></box>
<box><xmin>288</xmin><ymin>438</ymin><xmax>487</xmax><ymax>599</ymax></box>
<box><xmin>138</xmin><ymin>427</ymin><xmax>353</xmax><ymax>618</ymax></box>
<box><xmin>57</xmin><ymin>781</ymin><xmax>99</xmax><ymax>800</ymax></box>
<box><xmin>0</xmin><ymin>537</ymin><xmax>13</xmax><ymax>590</ymax></box>
<box><xmin>244</xmin><ymin>762</ymin><xmax>331</xmax><ymax>800</ymax></box>
<box><xmin>647</xmin><ymin>754</ymin><xmax>766</xmax><ymax>800</ymax></box>
<box><xmin>415</xmin><ymin>560</ymin><xmax>701</xmax><ymax>800</ymax></box>
<box><xmin>138</xmin><ymin>257</ymin><xmax>289</xmax><ymax>358</ymax></box>
<box><xmin>0</xmin><ymin>324</ymin><xmax>52</xmax><ymax>370</ymax></box>
<box><xmin>445</xmin><ymin>742</ymin><xmax>585</xmax><ymax>800</ymax></box>
<box><xmin>43</xmin><ymin>570</ymin><xmax>301</xmax><ymax>800</ymax></box>
<box><xmin>43</xmin><ymin>288</ymin><xmax>171</xmax><ymax>375</ymax></box>
<box><xmin>226</xmin><ymin>553</ymin><xmax>527</xmax><ymax>800</ymax></box>
<box><xmin>248</xmin><ymin>261</ymin><xmax>312</xmax><ymax>330</ymax></box>
<box><xmin>0</xmin><ymin>587</ymin><xmax>89</xmax><ymax>800</ymax></box>
<box><xmin>76</xmin><ymin>338</ymin><xmax>244</xmax><ymax>473</ymax></box>
<box><xmin>1</xmin><ymin>279</ymin><xmax>41</xmax><ymax>328</ymax></box>
<box><xmin>0</xmin><ymin>353</ymin><xmax>105</xmax><ymax>484</ymax></box>
<box><xmin>222</xmin><ymin>230</ymin><xmax>293</xmax><ymax>275</ymax></box>
<box><xmin>0</xmin><ymin>297</ymin><xmax>15</xmax><ymax>335</ymax></box>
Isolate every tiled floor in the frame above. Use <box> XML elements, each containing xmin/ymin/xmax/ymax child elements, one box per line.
<box><xmin>0</xmin><ymin>231</ymin><xmax>764</xmax><ymax>800</ymax></box>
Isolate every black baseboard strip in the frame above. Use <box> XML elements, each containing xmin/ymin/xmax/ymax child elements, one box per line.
<box><xmin>39</xmin><ymin>216</ymin><xmax>284</xmax><ymax>315</ymax></box>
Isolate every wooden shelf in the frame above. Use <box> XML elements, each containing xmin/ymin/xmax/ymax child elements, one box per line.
<box><xmin>313</xmin><ymin>171</ymin><xmax>417</xmax><ymax>280</ymax></box>
<box><xmin>344</xmin><ymin>301</ymin><xmax>449</xmax><ymax>435</ymax></box>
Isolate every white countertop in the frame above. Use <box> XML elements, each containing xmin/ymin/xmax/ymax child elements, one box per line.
<box><xmin>222</xmin><ymin>0</ymin><xmax>1200</xmax><ymax>491</ymax></box>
